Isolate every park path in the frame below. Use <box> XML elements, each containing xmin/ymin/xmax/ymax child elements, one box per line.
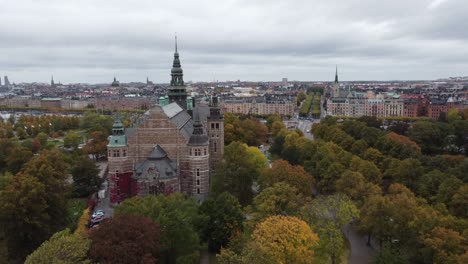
<box><xmin>343</xmin><ymin>225</ymin><xmax>376</xmax><ymax>264</ymax></box>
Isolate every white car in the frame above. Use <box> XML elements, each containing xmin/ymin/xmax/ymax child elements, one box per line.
<box><xmin>92</xmin><ymin>210</ymin><xmax>105</xmax><ymax>218</ymax></box>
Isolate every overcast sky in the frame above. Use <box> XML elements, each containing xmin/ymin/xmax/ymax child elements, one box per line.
<box><xmin>1</xmin><ymin>0</ymin><xmax>467</xmax><ymax>83</ymax></box>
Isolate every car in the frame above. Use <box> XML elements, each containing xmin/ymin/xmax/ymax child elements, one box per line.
<box><xmin>92</xmin><ymin>210</ymin><xmax>105</xmax><ymax>218</ymax></box>
<box><xmin>306</xmin><ymin>130</ymin><xmax>310</xmax><ymax>133</ymax></box>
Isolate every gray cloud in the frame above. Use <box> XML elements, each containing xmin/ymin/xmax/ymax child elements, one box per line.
<box><xmin>0</xmin><ymin>0</ymin><xmax>467</xmax><ymax>83</ymax></box>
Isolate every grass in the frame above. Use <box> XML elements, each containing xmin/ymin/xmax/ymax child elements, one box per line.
<box><xmin>66</xmin><ymin>198</ymin><xmax>88</xmax><ymax>232</ymax></box>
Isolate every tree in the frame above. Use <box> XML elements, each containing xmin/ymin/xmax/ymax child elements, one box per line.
<box><xmin>5</xmin><ymin>146</ymin><xmax>33</xmax><ymax>174</ymax></box>
<box><xmin>251</xmin><ymin>215</ymin><xmax>319</xmax><ymax>264</ymax></box>
<box><xmin>408</xmin><ymin>121</ymin><xmax>443</xmax><ymax>155</ymax></box>
<box><xmin>211</xmin><ymin>141</ymin><xmax>257</xmax><ymax>206</ymax></box>
<box><xmin>335</xmin><ymin>170</ymin><xmax>381</xmax><ymax>206</ymax></box>
<box><xmin>89</xmin><ymin>214</ymin><xmax>160</xmax><ymax>264</ymax></box>
<box><xmin>0</xmin><ymin>175</ymin><xmax>50</xmax><ymax>261</ymax></box>
<box><xmin>198</xmin><ymin>192</ymin><xmax>244</xmax><ymax>252</ymax></box>
<box><xmin>245</xmin><ymin>145</ymin><xmax>268</xmax><ymax>177</ymax></box>
<box><xmin>21</xmin><ymin>149</ymin><xmax>70</xmax><ymax>231</ymax></box>
<box><xmin>449</xmin><ymin>185</ymin><xmax>468</xmax><ymax>217</ymax></box>
<box><xmin>82</xmin><ymin>131</ymin><xmax>108</xmax><ymax>160</ymax></box>
<box><xmin>259</xmin><ymin>159</ymin><xmax>314</xmax><ymax>196</ymax></box>
<box><xmin>249</xmin><ymin>183</ymin><xmax>310</xmax><ymax>228</ymax></box>
<box><xmin>301</xmin><ymin>194</ymin><xmax>359</xmax><ymax>264</ymax></box>
<box><xmin>115</xmin><ymin>194</ymin><xmax>200</xmax><ymax>264</ymax></box>
<box><xmin>25</xmin><ymin>229</ymin><xmax>91</xmax><ymax>264</ymax></box>
<box><xmin>71</xmin><ymin>155</ymin><xmax>101</xmax><ymax>197</ymax></box>
<box><xmin>64</xmin><ymin>131</ymin><xmax>81</xmax><ymax>149</ymax></box>
<box><xmin>422</xmin><ymin>227</ymin><xmax>467</xmax><ymax>264</ymax></box>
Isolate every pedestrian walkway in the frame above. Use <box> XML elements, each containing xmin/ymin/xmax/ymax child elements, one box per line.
<box><xmin>343</xmin><ymin>225</ymin><xmax>376</xmax><ymax>264</ymax></box>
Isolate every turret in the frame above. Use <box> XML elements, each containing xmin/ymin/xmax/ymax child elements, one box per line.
<box><xmin>188</xmin><ymin>108</ymin><xmax>209</xmax><ymax>202</ymax></box>
<box><xmin>207</xmin><ymin>96</ymin><xmax>224</xmax><ymax>173</ymax></box>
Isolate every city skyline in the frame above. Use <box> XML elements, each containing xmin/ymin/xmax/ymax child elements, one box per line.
<box><xmin>2</xmin><ymin>0</ymin><xmax>468</xmax><ymax>83</ymax></box>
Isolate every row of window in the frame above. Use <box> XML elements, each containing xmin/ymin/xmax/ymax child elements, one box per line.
<box><xmin>190</xmin><ymin>148</ymin><xmax>208</xmax><ymax>156</ymax></box>
<box><xmin>108</xmin><ymin>149</ymin><xmax>127</xmax><ymax>157</ymax></box>
<box><xmin>210</xmin><ymin>123</ymin><xmax>221</xmax><ymax>129</ymax></box>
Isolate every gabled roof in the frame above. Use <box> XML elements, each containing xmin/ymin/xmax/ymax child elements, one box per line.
<box><xmin>162</xmin><ymin>102</ymin><xmax>184</xmax><ymax>118</ymax></box>
<box><xmin>148</xmin><ymin>145</ymin><xmax>167</xmax><ymax>159</ymax></box>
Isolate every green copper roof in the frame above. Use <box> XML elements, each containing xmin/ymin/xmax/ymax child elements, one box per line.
<box><xmin>107</xmin><ymin>135</ymin><xmax>127</xmax><ymax>147</ymax></box>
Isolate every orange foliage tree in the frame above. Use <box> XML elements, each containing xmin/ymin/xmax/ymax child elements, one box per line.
<box><xmin>251</xmin><ymin>215</ymin><xmax>319</xmax><ymax>264</ymax></box>
<box><xmin>259</xmin><ymin>159</ymin><xmax>315</xmax><ymax>196</ymax></box>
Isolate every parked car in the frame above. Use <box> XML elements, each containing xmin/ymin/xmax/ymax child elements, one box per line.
<box><xmin>92</xmin><ymin>210</ymin><xmax>105</xmax><ymax>219</ymax></box>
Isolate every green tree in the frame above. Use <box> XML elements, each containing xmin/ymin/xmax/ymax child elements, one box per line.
<box><xmin>71</xmin><ymin>155</ymin><xmax>102</xmax><ymax>197</ymax></box>
<box><xmin>301</xmin><ymin>194</ymin><xmax>359</xmax><ymax>264</ymax></box>
<box><xmin>199</xmin><ymin>192</ymin><xmax>244</xmax><ymax>252</ymax></box>
<box><xmin>89</xmin><ymin>214</ymin><xmax>161</xmax><ymax>264</ymax></box>
<box><xmin>0</xmin><ymin>175</ymin><xmax>50</xmax><ymax>261</ymax></box>
<box><xmin>25</xmin><ymin>229</ymin><xmax>91</xmax><ymax>264</ymax></box>
<box><xmin>115</xmin><ymin>194</ymin><xmax>200</xmax><ymax>264</ymax></box>
<box><xmin>5</xmin><ymin>146</ymin><xmax>33</xmax><ymax>174</ymax></box>
<box><xmin>211</xmin><ymin>141</ymin><xmax>257</xmax><ymax>206</ymax></box>
<box><xmin>63</xmin><ymin>131</ymin><xmax>81</xmax><ymax>149</ymax></box>
<box><xmin>245</xmin><ymin>145</ymin><xmax>268</xmax><ymax>177</ymax></box>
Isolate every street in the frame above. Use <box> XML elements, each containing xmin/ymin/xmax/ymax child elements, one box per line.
<box><xmin>297</xmin><ymin>119</ymin><xmax>316</xmax><ymax>140</ymax></box>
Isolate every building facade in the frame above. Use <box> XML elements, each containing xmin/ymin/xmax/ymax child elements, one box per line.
<box><xmin>107</xmin><ymin>41</ymin><xmax>223</xmax><ymax>204</ymax></box>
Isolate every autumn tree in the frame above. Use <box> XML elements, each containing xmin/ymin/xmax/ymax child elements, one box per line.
<box><xmin>82</xmin><ymin>130</ymin><xmax>108</xmax><ymax>160</ymax></box>
<box><xmin>115</xmin><ymin>194</ymin><xmax>201</xmax><ymax>264</ymax></box>
<box><xmin>25</xmin><ymin>229</ymin><xmax>91</xmax><ymax>264</ymax></box>
<box><xmin>259</xmin><ymin>159</ymin><xmax>314</xmax><ymax>196</ymax></box>
<box><xmin>335</xmin><ymin>170</ymin><xmax>381</xmax><ymax>206</ymax></box>
<box><xmin>211</xmin><ymin>141</ymin><xmax>257</xmax><ymax>205</ymax></box>
<box><xmin>89</xmin><ymin>214</ymin><xmax>161</xmax><ymax>264</ymax></box>
<box><xmin>198</xmin><ymin>192</ymin><xmax>244</xmax><ymax>252</ymax></box>
<box><xmin>21</xmin><ymin>149</ymin><xmax>70</xmax><ymax>230</ymax></box>
<box><xmin>248</xmin><ymin>183</ymin><xmax>310</xmax><ymax>230</ymax></box>
<box><xmin>422</xmin><ymin>227</ymin><xmax>468</xmax><ymax>264</ymax></box>
<box><xmin>251</xmin><ymin>215</ymin><xmax>319</xmax><ymax>264</ymax></box>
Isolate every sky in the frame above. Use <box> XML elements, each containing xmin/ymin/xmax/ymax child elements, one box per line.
<box><xmin>1</xmin><ymin>0</ymin><xmax>467</xmax><ymax>83</ymax></box>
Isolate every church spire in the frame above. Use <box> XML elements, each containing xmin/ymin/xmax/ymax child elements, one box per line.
<box><xmin>175</xmin><ymin>34</ymin><xmax>178</xmax><ymax>53</ymax></box>
<box><xmin>334</xmin><ymin>65</ymin><xmax>339</xmax><ymax>84</ymax></box>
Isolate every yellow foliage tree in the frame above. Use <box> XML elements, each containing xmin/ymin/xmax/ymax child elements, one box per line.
<box><xmin>74</xmin><ymin>208</ymin><xmax>90</xmax><ymax>237</ymax></box>
<box><xmin>251</xmin><ymin>215</ymin><xmax>319</xmax><ymax>264</ymax></box>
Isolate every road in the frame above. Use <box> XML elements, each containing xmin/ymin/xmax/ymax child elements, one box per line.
<box><xmin>94</xmin><ymin>162</ymin><xmax>114</xmax><ymax>219</ymax></box>
<box><xmin>297</xmin><ymin>119</ymin><xmax>318</xmax><ymax>140</ymax></box>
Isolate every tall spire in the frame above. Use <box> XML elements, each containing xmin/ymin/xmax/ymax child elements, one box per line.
<box><xmin>334</xmin><ymin>65</ymin><xmax>339</xmax><ymax>83</ymax></box>
<box><xmin>168</xmin><ymin>34</ymin><xmax>187</xmax><ymax>108</ymax></box>
<box><xmin>170</xmin><ymin>34</ymin><xmax>183</xmax><ymax>86</ymax></box>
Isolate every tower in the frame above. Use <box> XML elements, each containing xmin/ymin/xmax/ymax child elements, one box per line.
<box><xmin>107</xmin><ymin>115</ymin><xmax>132</xmax><ymax>204</ymax></box>
<box><xmin>332</xmin><ymin>66</ymin><xmax>340</xmax><ymax>97</ymax></box>
<box><xmin>4</xmin><ymin>76</ymin><xmax>10</xmax><ymax>87</ymax></box>
<box><xmin>187</xmin><ymin>108</ymin><xmax>210</xmax><ymax>202</ymax></box>
<box><xmin>111</xmin><ymin>77</ymin><xmax>120</xmax><ymax>87</ymax></box>
<box><xmin>168</xmin><ymin>35</ymin><xmax>188</xmax><ymax>108</ymax></box>
<box><xmin>51</xmin><ymin>75</ymin><xmax>55</xmax><ymax>87</ymax></box>
<box><xmin>207</xmin><ymin>96</ymin><xmax>224</xmax><ymax>174</ymax></box>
